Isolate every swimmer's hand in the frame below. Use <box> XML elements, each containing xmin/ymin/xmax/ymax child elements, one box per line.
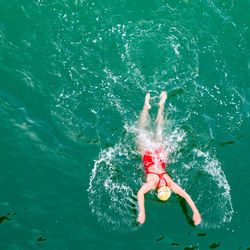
<box><xmin>137</xmin><ymin>212</ymin><xmax>145</xmax><ymax>224</ymax></box>
<box><xmin>193</xmin><ymin>212</ymin><xmax>202</xmax><ymax>225</ymax></box>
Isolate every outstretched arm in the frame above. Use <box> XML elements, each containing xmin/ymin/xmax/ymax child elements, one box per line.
<box><xmin>169</xmin><ymin>180</ymin><xmax>202</xmax><ymax>225</ymax></box>
<box><xmin>137</xmin><ymin>180</ymin><xmax>155</xmax><ymax>224</ymax></box>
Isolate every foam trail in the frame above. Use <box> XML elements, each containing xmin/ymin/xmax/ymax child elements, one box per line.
<box><xmin>88</xmin><ymin>118</ymin><xmax>234</xmax><ymax>230</ymax></box>
<box><xmin>194</xmin><ymin>149</ymin><xmax>234</xmax><ymax>228</ymax></box>
<box><xmin>88</xmin><ymin>142</ymin><xmax>141</xmax><ymax>232</ymax></box>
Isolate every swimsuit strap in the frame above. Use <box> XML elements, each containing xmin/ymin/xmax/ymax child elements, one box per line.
<box><xmin>147</xmin><ymin>171</ymin><xmax>168</xmax><ymax>188</ymax></box>
<box><xmin>157</xmin><ymin>173</ymin><xmax>168</xmax><ymax>188</ymax></box>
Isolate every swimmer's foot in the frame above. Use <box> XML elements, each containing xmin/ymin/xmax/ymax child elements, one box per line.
<box><xmin>159</xmin><ymin>91</ymin><xmax>167</xmax><ymax>107</ymax></box>
<box><xmin>144</xmin><ymin>93</ymin><xmax>151</xmax><ymax>109</ymax></box>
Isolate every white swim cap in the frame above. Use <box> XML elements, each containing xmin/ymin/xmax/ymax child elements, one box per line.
<box><xmin>157</xmin><ymin>186</ymin><xmax>171</xmax><ymax>201</ymax></box>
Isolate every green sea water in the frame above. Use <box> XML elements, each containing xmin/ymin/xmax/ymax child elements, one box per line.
<box><xmin>0</xmin><ymin>0</ymin><xmax>250</xmax><ymax>249</ymax></box>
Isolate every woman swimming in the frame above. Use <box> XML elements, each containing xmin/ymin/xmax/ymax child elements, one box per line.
<box><xmin>136</xmin><ymin>91</ymin><xmax>202</xmax><ymax>225</ymax></box>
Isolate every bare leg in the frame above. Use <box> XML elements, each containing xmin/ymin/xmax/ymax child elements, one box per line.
<box><xmin>138</xmin><ymin>93</ymin><xmax>151</xmax><ymax>129</ymax></box>
<box><xmin>137</xmin><ymin>93</ymin><xmax>151</xmax><ymax>154</ymax></box>
<box><xmin>155</xmin><ymin>91</ymin><xmax>167</xmax><ymax>142</ymax></box>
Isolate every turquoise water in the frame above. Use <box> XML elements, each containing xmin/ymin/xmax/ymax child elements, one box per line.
<box><xmin>0</xmin><ymin>0</ymin><xmax>250</xmax><ymax>249</ymax></box>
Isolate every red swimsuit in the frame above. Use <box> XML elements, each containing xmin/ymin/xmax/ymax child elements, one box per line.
<box><xmin>142</xmin><ymin>147</ymin><xmax>168</xmax><ymax>188</ymax></box>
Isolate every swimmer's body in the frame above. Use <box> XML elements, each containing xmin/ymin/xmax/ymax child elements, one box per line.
<box><xmin>136</xmin><ymin>91</ymin><xmax>202</xmax><ymax>225</ymax></box>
